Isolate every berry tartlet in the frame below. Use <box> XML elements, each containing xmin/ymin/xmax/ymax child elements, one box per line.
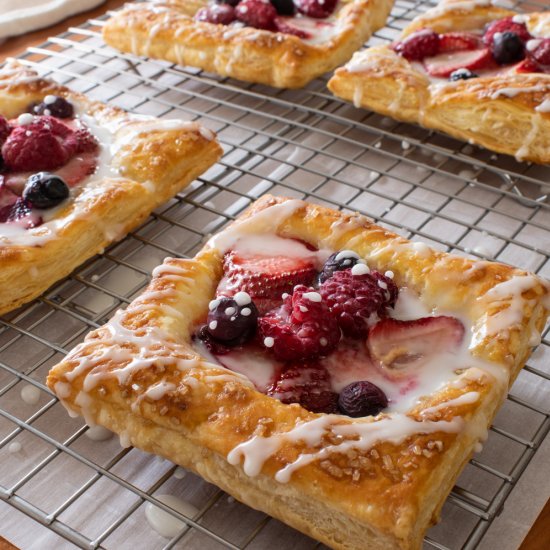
<box><xmin>328</xmin><ymin>0</ymin><xmax>550</xmax><ymax>163</ymax></box>
<box><xmin>47</xmin><ymin>195</ymin><xmax>549</xmax><ymax>550</ymax></box>
<box><xmin>102</xmin><ymin>0</ymin><xmax>393</xmax><ymax>88</ymax></box>
<box><xmin>0</xmin><ymin>60</ymin><xmax>222</xmax><ymax>315</ymax></box>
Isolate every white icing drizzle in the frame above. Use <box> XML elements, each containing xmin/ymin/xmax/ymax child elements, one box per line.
<box><xmin>145</xmin><ymin>494</ymin><xmax>198</xmax><ymax>538</ymax></box>
<box><xmin>420</xmin><ymin>391</ymin><xmax>480</xmax><ymax>416</ymax></box>
<box><xmin>481</xmin><ymin>275</ymin><xmax>545</xmax><ymax>336</ymax></box>
<box><xmin>228</xmin><ymin>414</ymin><xmax>464</xmax><ymax>483</ymax></box>
<box><xmin>20</xmin><ymin>384</ymin><xmax>41</xmax><ymax>405</ymax></box>
<box><xmin>535</xmin><ymin>98</ymin><xmax>550</xmax><ymax>113</ymax></box>
<box><xmin>85</xmin><ymin>425</ymin><xmax>113</xmax><ymax>441</ymax></box>
<box><xmin>490</xmin><ymin>85</ymin><xmax>549</xmax><ymax>100</ymax></box>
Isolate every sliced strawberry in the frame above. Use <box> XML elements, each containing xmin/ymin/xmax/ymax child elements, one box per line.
<box><xmin>267</xmin><ymin>362</ymin><xmax>338</xmax><ymax>413</ymax></box>
<box><xmin>424</xmin><ymin>48</ymin><xmax>494</xmax><ymax>78</ymax></box>
<box><xmin>438</xmin><ymin>32</ymin><xmax>481</xmax><ymax>53</ymax></box>
<box><xmin>218</xmin><ymin>250</ymin><xmax>317</xmax><ymax>313</ymax></box>
<box><xmin>55</xmin><ymin>152</ymin><xmax>98</xmax><ymax>187</ymax></box>
<box><xmin>275</xmin><ymin>17</ymin><xmax>311</xmax><ymax>39</ymax></box>
<box><xmin>367</xmin><ymin>316</ymin><xmax>465</xmax><ymax>370</ymax></box>
<box><xmin>0</xmin><ymin>179</ymin><xmax>19</xmax><ymax>210</ymax></box>
<box><xmin>514</xmin><ymin>58</ymin><xmax>544</xmax><ymax>74</ymax></box>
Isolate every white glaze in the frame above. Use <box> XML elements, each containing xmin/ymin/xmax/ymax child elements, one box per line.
<box><xmin>20</xmin><ymin>384</ymin><xmax>41</xmax><ymax>405</ymax></box>
<box><xmin>85</xmin><ymin>425</ymin><xmax>113</xmax><ymax>441</ymax></box>
<box><xmin>535</xmin><ymin>98</ymin><xmax>550</xmax><ymax>113</ymax></box>
<box><xmin>145</xmin><ymin>494</ymin><xmax>198</xmax><ymax>538</ymax></box>
<box><xmin>228</xmin><ymin>414</ymin><xmax>464</xmax><ymax>483</ymax></box>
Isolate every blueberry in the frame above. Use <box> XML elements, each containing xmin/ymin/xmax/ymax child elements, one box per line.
<box><xmin>449</xmin><ymin>68</ymin><xmax>478</xmax><ymax>81</ymax></box>
<box><xmin>492</xmin><ymin>31</ymin><xmax>525</xmax><ymax>65</ymax></box>
<box><xmin>317</xmin><ymin>250</ymin><xmax>361</xmax><ymax>284</ymax></box>
<box><xmin>23</xmin><ymin>172</ymin><xmax>70</xmax><ymax>209</ymax></box>
<box><xmin>32</xmin><ymin>96</ymin><xmax>74</xmax><ymax>119</ymax></box>
<box><xmin>270</xmin><ymin>0</ymin><xmax>295</xmax><ymax>16</ymax></box>
<box><xmin>215</xmin><ymin>0</ymin><xmax>239</xmax><ymax>6</ymax></box>
<box><xmin>338</xmin><ymin>381</ymin><xmax>388</xmax><ymax>417</ymax></box>
<box><xmin>201</xmin><ymin>296</ymin><xmax>258</xmax><ymax>347</ymax></box>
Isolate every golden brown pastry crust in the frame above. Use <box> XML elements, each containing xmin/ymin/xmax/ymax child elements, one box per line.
<box><xmin>0</xmin><ymin>61</ymin><xmax>222</xmax><ymax>315</ymax></box>
<box><xmin>47</xmin><ymin>195</ymin><xmax>549</xmax><ymax>550</ymax></box>
<box><xmin>102</xmin><ymin>0</ymin><xmax>394</xmax><ymax>88</ymax></box>
<box><xmin>327</xmin><ymin>1</ymin><xmax>550</xmax><ymax>163</ymax></box>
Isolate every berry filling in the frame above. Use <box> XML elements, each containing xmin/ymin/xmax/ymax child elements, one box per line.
<box><xmin>193</xmin><ymin>0</ymin><xmax>340</xmax><ymax>41</ymax></box>
<box><xmin>194</xmin><ymin>237</ymin><xmax>467</xmax><ymax>418</ymax></box>
<box><xmin>392</xmin><ymin>16</ymin><xmax>550</xmax><ymax>79</ymax></box>
<box><xmin>0</xmin><ymin>98</ymin><xmax>100</xmax><ymax>231</ymax></box>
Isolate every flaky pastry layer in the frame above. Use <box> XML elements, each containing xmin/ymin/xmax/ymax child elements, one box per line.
<box><xmin>327</xmin><ymin>1</ymin><xmax>550</xmax><ymax>163</ymax></box>
<box><xmin>102</xmin><ymin>0</ymin><xmax>393</xmax><ymax>88</ymax></box>
<box><xmin>0</xmin><ymin>61</ymin><xmax>222</xmax><ymax>315</ymax></box>
<box><xmin>47</xmin><ymin>195</ymin><xmax>549</xmax><ymax>550</ymax></box>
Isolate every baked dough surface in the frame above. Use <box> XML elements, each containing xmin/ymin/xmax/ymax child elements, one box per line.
<box><xmin>102</xmin><ymin>0</ymin><xmax>394</xmax><ymax>88</ymax></box>
<box><xmin>327</xmin><ymin>0</ymin><xmax>550</xmax><ymax>163</ymax></box>
<box><xmin>47</xmin><ymin>195</ymin><xmax>549</xmax><ymax>550</ymax></box>
<box><xmin>0</xmin><ymin>61</ymin><xmax>222</xmax><ymax>316</ymax></box>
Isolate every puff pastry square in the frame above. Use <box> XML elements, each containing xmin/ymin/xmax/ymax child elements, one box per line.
<box><xmin>328</xmin><ymin>0</ymin><xmax>550</xmax><ymax>163</ymax></box>
<box><xmin>102</xmin><ymin>0</ymin><xmax>394</xmax><ymax>88</ymax></box>
<box><xmin>0</xmin><ymin>60</ymin><xmax>222</xmax><ymax>315</ymax></box>
<box><xmin>47</xmin><ymin>195</ymin><xmax>549</xmax><ymax>550</ymax></box>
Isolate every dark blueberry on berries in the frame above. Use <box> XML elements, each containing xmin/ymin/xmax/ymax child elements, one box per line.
<box><xmin>492</xmin><ymin>31</ymin><xmax>525</xmax><ymax>65</ymax></box>
<box><xmin>338</xmin><ymin>381</ymin><xmax>388</xmax><ymax>418</ymax></box>
<box><xmin>203</xmin><ymin>295</ymin><xmax>259</xmax><ymax>346</ymax></box>
<box><xmin>215</xmin><ymin>0</ymin><xmax>240</xmax><ymax>6</ymax></box>
<box><xmin>449</xmin><ymin>68</ymin><xmax>478</xmax><ymax>81</ymax></box>
<box><xmin>317</xmin><ymin>250</ymin><xmax>361</xmax><ymax>284</ymax></box>
<box><xmin>32</xmin><ymin>96</ymin><xmax>74</xmax><ymax>119</ymax></box>
<box><xmin>22</xmin><ymin>172</ymin><xmax>70</xmax><ymax>209</ymax></box>
<box><xmin>270</xmin><ymin>0</ymin><xmax>295</xmax><ymax>16</ymax></box>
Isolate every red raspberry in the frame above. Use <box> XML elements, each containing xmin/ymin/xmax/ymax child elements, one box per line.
<box><xmin>393</xmin><ymin>29</ymin><xmax>440</xmax><ymax>61</ymax></box>
<box><xmin>0</xmin><ymin>116</ymin><xmax>11</xmax><ymax>145</ymax></box>
<box><xmin>66</xmin><ymin>128</ymin><xmax>99</xmax><ymax>155</ymax></box>
<box><xmin>2</xmin><ymin>119</ymin><xmax>69</xmax><ymax>172</ymax></box>
<box><xmin>235</xmin><ymin>0</ymin><xmax>277</xmax><ymax>30</ymax></box>
<box><xmin>218</xmin><ymin>250</ymin><xmax>317</xmax><ymax>314</ymax></box>
<box><xmin>195</xmin><ymin>4</ymin><xmax>236</xmax><ymax>25</ymax></box>
<box><xmin>529</xmin><ymin>38</ymin><xmax>550</xmax><ymax>67</ymax></box>
<box><xmin>294</xmin><ymin>0</ymin><xmax>337</xmax><ymax>19</ymax></box>
<box><xmin>483</xmin><ymin>17</ymin><xmax>531</xmax><ymax>47</ymax></box>
<box><xmin>319</xmin><ymin>269</ymin><xmax>397</xmax><ymax>338</ymax></box>
<box><xmin>267</xmin><ymin>362</ymin><xmax>338</xmax><ymax>413</ymax></box>
<box><xmin>438</xmin><ymin>32</ymin><xmax>480</xmax><ymax>53</ymax></box>
<box><xmin>258</xmin><ymin>285</ymin><xmax>340</xmax><ymax>361</ymax></box>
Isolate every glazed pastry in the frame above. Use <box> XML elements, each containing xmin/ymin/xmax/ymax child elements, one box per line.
<box><xmin>102</xmin><ymin>0</ymin><xmax>394</xmax><ymax>88</ymax></box>
<box><xmin>328</xmin><ymin>0</ymin><xmax>550</xmax><ymax>163</ymax></box>
<box><xmin>47</xmin><ymin>194</ymin><xmax>549</xmax><ymax>550</ymax></box>
<box><xmin>0</xmin><ymin>60</ymin><xmax>222</xmax><ymax>315</ymax></box>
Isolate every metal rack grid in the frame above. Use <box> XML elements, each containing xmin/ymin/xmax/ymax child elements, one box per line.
<box><xmin>0</xmin><ymin>0</ymin><xmax>549</xmax><ymax>549</ymax></box>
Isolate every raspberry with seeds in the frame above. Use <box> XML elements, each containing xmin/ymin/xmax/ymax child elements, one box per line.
<box><xmin>294</xmin><ymin>0</ymin><xmax>337</xmax><ymax>19</ymax></box>
<box><xmin>319</xmin><ymin>269</ymin><xmax>397</xmax><ymax>338</ymax></box>
<box><xmin>0</xmin><ymin>115</ymin><xmax>11</xmax><ymax>146</ymax></box>
<box><xmin>2</xmin><ymin>118</ymin><xmax>70</xmax><ymax>172</ymax></box>
<box><xmin>235</xmin><ymin>0</ymin><xmax>277</xmax><ymax>30</ymax></box>
<box><xmin>259</xmin><ymin>285</ymin><xmax>340</xmax><ymax>361</ymax></box>
<box><xmin>267</xmin><ymin>362</ymin><xmax>339</xmax><ymax>414</ymax></box>
<box><xmin>483</xmin><ymin>17</ymin><xmax>531</xmax><ymax>48</ymax></box>
<box><xmin>195</xmin><ymin>4</ymin><xmax>237</xmax><ymax>25</ymax></box>
<box><xmin>393</xmin><ymin>29</ymin><xmax>440</xmax><ymax>61</ymax></box>
<box><xmin>66</xmin><ymin>128</ymin><xmax>99</xmax><ymax>155</ymax></box>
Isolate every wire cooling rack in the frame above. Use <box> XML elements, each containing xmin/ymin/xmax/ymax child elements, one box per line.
<box><xmin>1</xmin><ymin>1</ymin><xmax>549</xmax><ymax>549</ymax></box>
